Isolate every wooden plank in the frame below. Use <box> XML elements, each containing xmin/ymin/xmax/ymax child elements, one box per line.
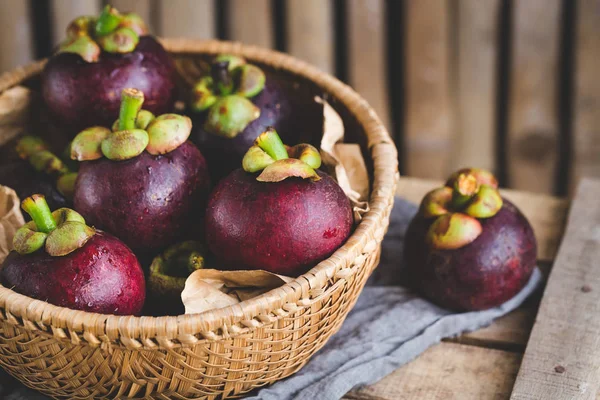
<box><xmin>404</xmin><ymin>0</ymin><xmax>452</xmax><ymax>179</ymax></box>
<box><xmin>286</xmin><ymin>0</ymin><xmax>334</xmax><ymax>74</ymax></box>
<box><xmin>511</xmin><ymin>179</ymin><xmax>600</xmax><ymax>399</ymax></box>
<box><xmin>0</xmin><ymin>0</ymin><xmax>33</xmax><ymax>73</ymax></box>
<box><xmin>347</xmin><ymin>342</ymin><xmax>522</xmax><ymax>400</ymax></box>
<box><xmin>347</xmin><ymin>0</ymin><xmax>390</xmax><ymax>130</ymax></box>
<box><xmin>50</xmin><ymin>0</ymin><xmax>101</xmax><ymax>46</ymax></box>
<box><xmin>110</xmin><ymin>0</ymin><xmax>155</xmax><ymax>32</ymax></box>
<box><xmin>449</xmin><ymin>0</ymin><xmax>500</xmax><ymax>173</ymax></box>
<box><xmin>506</xmin><ymin>0</ymin><xmax>561</xmax><ymax>194</ymax></box>
<box><xmin>228</xmin><ymin>0</ymin><xmax>273</xmax><ymax>48</ymax></box>
<box><xmin>156</xmin><ymin>0</ymin><xmax>214</xmax><ymax>39</ymax></box>
<box><xmin>396</xmin><ymin>177</ymin><xmax>569</xmax><ymax>262</ymax></box>
<box><xmin>571</xmin><ymin>0</ymin><xmax>600</xmax><ymax>194</ymax></box>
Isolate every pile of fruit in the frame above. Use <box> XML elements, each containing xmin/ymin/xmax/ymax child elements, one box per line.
<box><xmin>0</xmin><ymin>5</ymin><xmax>537</xmax><ymax>317</ymax></box>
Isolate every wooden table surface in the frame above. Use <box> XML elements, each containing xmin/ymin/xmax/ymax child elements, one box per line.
<box><xmin>343</xmin><ymin>177</ymin><xmax>570</xmax><ymax>400</ymax></box>
<box><xmin>0</xmin><ymin>177</ymin><xmax>573</xmax><ymax>399</ymax></box>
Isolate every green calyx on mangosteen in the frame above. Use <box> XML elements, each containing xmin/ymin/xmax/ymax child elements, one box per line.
<box><xmin>58</xmin><ymin>5</ymin><xmax>148</xmax><ymax>62</ymax></box>
<box><xmin>70</xmin><ymin>88</ymin><xmax>192</xmax><ymax>162</ymax></box>
<box><xmin>205</xmin><ymin>128</ymin><xmax>353</xmax><ymax>276</ymax></box>
<box><xmin>147</xmin><ymin>241</ymin><xmax>205</xmax><ymax>315</ymax></box>
<box><xmin>12</xmin><ymin>194</ymin><xmax>95</xmax><ymax>257</ymax></box>
<box><xmin>419</xmin><ymin>169</ymin><xmax>503</xmax><ymax>250</ymax></box>
<box><xmin>190</xmin><ymin>55</ymin><xmax>265</xmax><ymax>138</ymax></box>
<box><xmin>404</xmin><ymin>168</ymin><xmax>537</xmax><ymax>311</ymax></box>
<box><xmin>1</xmin><ymin>194</ymin><xmax>146</xmax><ymax>315</ymax></box>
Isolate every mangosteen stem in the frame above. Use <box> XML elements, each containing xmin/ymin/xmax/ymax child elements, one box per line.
<box><xmin>95</xmin><ymin>5</ymin><xmax>121</xmax><ymax>37</ymax></box>
<box><xmin>451</xmin><ymin>173</ymin><xmax>480</xmax><ymax>210</ymax></box>
<box><xmin>118</xmin><ymin>88</ymin><xmax>145</xmax><ymax>131</ymax></box>
<box><xmin>211</xmin><ymin>60</ymin><xmax>234</xmax><ymax>96</ymax></box>
<box><xmin>21</xmin><ymin>195</ymin><xmax>57</xmax><ymax>234</ymax></box>
<box><xmin>255</xmin><ymin>128</ymin><xmax>289</xmax><ymax>161</ymax></box>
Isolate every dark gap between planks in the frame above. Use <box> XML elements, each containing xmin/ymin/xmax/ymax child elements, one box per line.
<box><xmin>556</xmin><ymin>0</ymin><xmax>576</xmax><ymax>197</ymax></box>
<box><xmin>28</xmin><ymin>0</ymin><xmax>53</xmax><ymax>59</ymax></box>
<box><xmin>272</xmin><ymin>0</ymin><xmax>287</xmax><ymax>52</ymax></box>
<box><xmin>385</xmin><ymin>0</ymin><xmax>405</xmax><ymax>175</ymax></box>
<box><xmin>495</xmin><ymin>0</ymin><xmax>512</xmax><ymax>187</ymax></box>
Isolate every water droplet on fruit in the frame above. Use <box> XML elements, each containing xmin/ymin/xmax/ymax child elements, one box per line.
<box><xmin>87</xmin><ymin>302</ymin><xmax>93</xmax><ymax>307</ymax></box>
<box><xmin>147</xmin><ymin>166</ymin><xmax>152</xmax><ymax>174</ymax></box>
<box><xmin>144</xmin><ymin>208</ymin><xmax>149</xmax><ymax>214</ymax></box>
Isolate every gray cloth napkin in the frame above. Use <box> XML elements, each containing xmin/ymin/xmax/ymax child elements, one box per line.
<box><xmin>0</xmin><ymin>198</ymin><xmax>542</xmax><ymax>400</ymax></box>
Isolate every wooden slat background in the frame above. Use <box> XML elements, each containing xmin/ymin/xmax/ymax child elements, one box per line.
<box><xmin>0</xmin><ymin>0</ymin><xmax>597</xmax><ymax>196</ymax></box>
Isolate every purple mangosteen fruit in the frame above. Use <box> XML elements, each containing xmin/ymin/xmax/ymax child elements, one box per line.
<box><xmin>1</xmin><ymin>195</ymin><xmax>145</xmax><ymax>315</ymax></box>
<box><xmin>205</xmin><ymin>128</ymin><xmax>353</xmax><ymax>276</ymax></box>
<box><xmin>71</xmin><ymin>88</ymin><xmax>210</xmax><ymax>255</ymax></box>
<box><xmin>189</xmin><ymin>55</ymin><xmax>323</xmax><ymax>181</ymax></box>
<box><xmin>403</xmin><ymin>168</ymin><xmax>537</xmax><ymax>311</ymax></box>
<box><xmin>41</xmin><ymin>5</ymin><xmax>177</xmax><ymax>132</ymax></box>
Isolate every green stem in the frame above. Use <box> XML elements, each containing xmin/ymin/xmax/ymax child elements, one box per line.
<box><xmin>21</xmin><ymin>195</ymin><xmax>57</xmax><ymax>234</ymax></box>
<box><xmin>211</xmin><ymin>60</ymin><xmax>234</xmax><ymax>96</ymax></box>
<box><xmin>255</xmin><ymin>128</ymin><xmax>289</xmax><ymax>161</ymax></box>
<box><xmin>95</xmin><ymin>5</ymin><xmax>121</xmax><ymax>37</ymax></box>
<box><xmin>118</xmin><ymin>88</ymin><xmax>144</xmax><ymax>131</ymax></box>
<box><xmin>451</xmin><ymin>173</ymin><xmax>479</xmax><ymax>210</ymax></box>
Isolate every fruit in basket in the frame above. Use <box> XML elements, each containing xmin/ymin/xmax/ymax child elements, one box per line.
<box><xmin>1</xmin><ymin>195</ymin><xmax>145</xmax><ymax>315</ymax></box>
<box><xmin>146</xmin><ymin>241</ymin><xmax>205</xmax><ymax>315</ymax></box>
<box><xmin>205</xmin><ymin>128</ymin><xmax>353</xmax><ymax>276</ymax></box>
<box><xmin>41</xmin><ymin>5</ymin><xmax>177</xmax><ymax>132</ymax></box>
<box><xmin>189</xmin><ymin>54</ymin><xmax>323</xmax><ymax>181</ymax></box>
<box><xmin>403</xmin><ymin>168</ymin><xmax>537</xmax><ymax>311</ymax></box>
<box><xmin>71</xmin><ymin>88</ymin><xmax>210</xmax><ymax>255</ymax></box>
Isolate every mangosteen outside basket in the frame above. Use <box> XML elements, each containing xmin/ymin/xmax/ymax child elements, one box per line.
<box><xmin>0</xmin><ymin>39</ymin><xmax>398</xmax><ymax>399</ymax></box>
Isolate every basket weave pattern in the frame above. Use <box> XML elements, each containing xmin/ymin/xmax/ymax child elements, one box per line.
<box><xmin>0</xmin><ymin>40</ymin><xmax>398</xmax><ymax>399</ymax></box>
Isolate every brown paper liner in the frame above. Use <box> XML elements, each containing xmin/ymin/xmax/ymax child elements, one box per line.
<box><xmin>0</xmin><ymin>185</ymin><xmax>24</xmax><ymax>264</ymax></box>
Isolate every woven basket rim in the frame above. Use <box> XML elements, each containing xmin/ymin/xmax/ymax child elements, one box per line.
<box><xmin>0</xmin><ymin>38</ymin><xmax>398</xmax><ymax>344</ymax></box>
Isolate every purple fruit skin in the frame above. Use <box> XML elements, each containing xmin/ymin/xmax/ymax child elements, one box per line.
<box><xmin>0</xmin><ymin>231</ymin><xmax>145</xmax><ymax>315</ymax></box>
<box><xmin>41</xmin><ymin>36</ymin><xmax>177</xmax><ymax>131</ymax></box>
<box><xmin>73</xmin><ymin>141</ymin><xmax>210</xmax><ymax>255</ymax></box>
<box><xmin>193</xmin><ymin>69</ymin><xmax>324</xmax><ymax>181</ymax></box>
<box><xmin>205</xmin><ymin>169</ymin><xmax>353</xmax><ymax>276</ymax></box>
<box><xmin>403</xmin><ymin>199</ymin><xmax>537</xmax><ymax>311</ymax></box>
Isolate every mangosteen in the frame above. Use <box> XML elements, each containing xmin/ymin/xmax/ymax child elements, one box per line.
<box><xmin>205</xmin><ymin>128</ymin><xmax>353</xmax><ymax>276</ymax></box>
<box><xmin>146</xmin><ymin>241</ymin><xmax>205</xmax><ymax>315</ymax></box>
<box><xmin>41</xmin><ymin>5</ymin><xmax>177</xmax><ymax>132</ymax></box>
<box><xmin>403</xmin><ymin>168</ymin><xmax>537</xmax><ymax>311</ymax></box>
<box><xmin>71</xmin><ymin>88</ymin><xmax>210</xmax><ymax>256</ymax></box>
<box><xmin>189</xmin><ymin>55</ymin><xmax>323</xmax><ymax>181</ymax></box>
<box><xmin>1</xmin><ymin>195</ymin><xmax>145</xmax><ymax>315</ymax></box>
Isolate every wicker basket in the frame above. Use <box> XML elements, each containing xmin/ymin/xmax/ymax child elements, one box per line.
<box><xmin>0</xmin><ymin>39</ymin><xmax>398</xmax><ymax>399</ymax></box>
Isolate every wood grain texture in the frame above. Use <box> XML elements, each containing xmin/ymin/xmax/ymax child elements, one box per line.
<box><xmin>396</xmin><ymin>177</ymin><xmax>569</xmax><ymax>262</ymax></box>
<box><xmin>0</xmin><ymin>0</ymin><xmax>33</xmax><ymax>73</ymax></box>
<box><xmin>351</xmin><ymin>342</ymin><xmax>522</xmax><ymax>400</ymax></box>
<box><xmin>511</xmin><ymin>178</ymin><xmax>600</xmax><ymax>399</ymax></box>
<box><xmin>506</xmin><ymin>0</ymin><xmax>561</xmax><ymax>194</ymax></box>
<box><xmin>347</xmin><ymin>0</ymin><xmax>390</xmax><ymax>130</ymax></box>
<box><xmin>110</xmin><ymin>0</ymin><xmax>155</xmax><ymax>33</ymax></box>
<box><xmin>449</xmin><ymin>0</ymin><xmax>500</xmax><ymax>173</ymax></box>
<box><xmin>404</xmin><ymin>0</ymin><xmax>452</xmax><ymax>179</ymax></box>
<box><xmin>156</xmin><ymin>0</ymin><xmax>214</xmax><ymax>39</ymax></box>
<box><xmin>571</xmin><ymin>0</ymin><xmax>600</xmax><ymax>194</ymax></box>
<box><xmin>50</xmin><ymin>0</ymin><xmax>101</xmax><ymax>46</ymax></box>
<box><xmin>228</xmin><ymin>0</ymin><xmax>273</xmax><ymax>48</ymax></box>
<box><xmin>286</xmin><ymin>0</ymin><xmax>334</xmax><ymax>74</ymax></box>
